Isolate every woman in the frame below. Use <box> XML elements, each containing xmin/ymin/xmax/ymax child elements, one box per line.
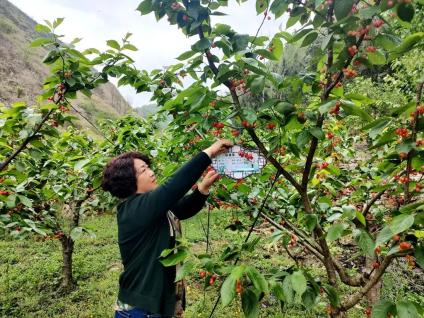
<box><xmin>102</xmin><ymin>139</ymin><xmax>233</xmax><ymax>318</ymax></box>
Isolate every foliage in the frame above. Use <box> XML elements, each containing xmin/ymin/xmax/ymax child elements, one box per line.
<box><xmin>1</xmin><ymin>1</ymin><xmax>424</xmax><ymax>317</ymax></box>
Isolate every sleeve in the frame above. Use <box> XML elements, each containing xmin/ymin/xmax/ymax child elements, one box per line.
<box><xmin>171</xmin><ymin>188</ymin><xmax>209</xmax><ymax>220</ymax></box>
<box><xmin>138</xmin><ymin>151</ymin><xmax>212</xmax><ymax>226</ymax></box>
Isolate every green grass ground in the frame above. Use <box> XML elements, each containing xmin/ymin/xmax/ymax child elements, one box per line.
<box><xmin>0</xmin><ymin>209</ymin><xmax>421</xmax><ymax>318</ymax></box>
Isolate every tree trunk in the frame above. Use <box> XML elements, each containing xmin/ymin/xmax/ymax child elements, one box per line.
<box><xmin>60</xmin><ymin>235</ymin><xmax>75</xmax><ymax>290</ymax></box>
<box><xmin>365</xmin><ymin>256</ymin><xmax>381</xmax><ymax>304</ymax></box>
<box><xmin>330</xmin><ymin>310</ymin><xmax>348</xmax><ymax>318</ymax></box>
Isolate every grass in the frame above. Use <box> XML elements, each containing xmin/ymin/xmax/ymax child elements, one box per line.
<box><xmin>0</xmin><ymin>209</ymin><xmax>422</xmax><ymax>318</ymax></box>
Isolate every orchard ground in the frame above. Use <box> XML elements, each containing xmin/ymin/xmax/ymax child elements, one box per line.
<box><xmin>1</xmin><ymin>207</ymin><xmax>422</xmax><ymax>318</ymax></box>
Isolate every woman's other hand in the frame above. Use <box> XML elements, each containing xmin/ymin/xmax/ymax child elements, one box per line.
<box><xmin>197</xmin><ymin>169</ymin><xmax>220</xmax><ymax>195</ymax></box>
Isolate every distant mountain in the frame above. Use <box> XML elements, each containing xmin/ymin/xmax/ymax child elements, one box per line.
<box><xmin>0</xmin><ymin>0</ymin><xmax>133</xmax><ymax>130</ymax></box>
<box><xmin>134</xmin><ymin>104</ymin><xmax>158</xmax><ymax>118</ymax></box>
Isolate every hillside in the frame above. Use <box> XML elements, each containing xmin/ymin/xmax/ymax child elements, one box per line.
<box><xmin>0</xmin><ymin>0</ymin><xmax>132</xmax><ymax>130</ymax></box>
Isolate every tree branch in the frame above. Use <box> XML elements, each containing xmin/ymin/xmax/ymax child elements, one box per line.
<box><xmin>260</xmin><ymin>211</ymin><xmax>324</xmax><ymax>263</ymax></box>
<box><xmin>341</xmin><ymin>253</ymin><xmax>397</xmax><ymax>310</ymax></box>
<box><xmin>197</xmin><ymin>25</ymin><xmax>304</xmax><ymax>193</ymax></box>
<box><xmin>405</xmin><ymin>82</ymin><xmax>424</xmax><ymax>202</ymax></box>
<box><xmin>0</xmin><ymin>109</ymin><xmax>55</xmax><ymax>172</ymax></box>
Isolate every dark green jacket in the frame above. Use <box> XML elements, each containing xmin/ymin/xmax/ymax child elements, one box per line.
<box><xmin>117</xmin><ymin>152</ymin><xmax>211</xmax><ymax>315</ymax></box>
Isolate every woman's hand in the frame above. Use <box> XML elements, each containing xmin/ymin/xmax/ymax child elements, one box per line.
<box><xmin>203</xmin><ymin>139</ymin><xmax>233</xmax><ymax>159</ymax></box>
<box><xmin>198</xmin><ymin>169</ymin><xmax>220</xmax><ymax>195</ymax></box>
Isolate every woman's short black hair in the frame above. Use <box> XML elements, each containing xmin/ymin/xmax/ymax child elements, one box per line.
<box><xmin>101</xmin><ymin>152</ymin><xmax>151</xmax><ymax>199</ymax></box>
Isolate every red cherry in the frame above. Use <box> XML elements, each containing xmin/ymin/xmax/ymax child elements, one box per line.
<box><xmin>236</xmin><ymin>280</ymin><xmax>242</xmax><ymax>294</ymax></box>
<box><xmin>392</xmin><ymin>235</ymin><xmax>400</xmax><ymax>241</ymax></box>
<box><xmin>373</xmin><ymin>19</ymin><xmax>384</xmax><ymax>28</ymax></box>
<box><xmin>231</xmin><ymin>129</ymin><xmax>240</xmax><ymax>137</ymax></box>
<box><xmin>365</xmin><ymin>46</ymin><xmax>377</xmax><ymax>53</ymax></box>
<box><xmin>266</xmin><ymin>122</ymin><xmax>276</xmax><ymax>130</ymax></box>
<box><xmin>199</xmin><ymin>271</ymin><xmax>206</xmax><ymax>279</ymax></box>
<box><xmin>399</xmin><ymin>152</ymin><xmax>408</xmax><ymax>160</ymax></box>
<box><xmin>395</xmin><ymin>128</ymin><xmax>409</xmax><ymax>138</ymax></box>
<box><xmin>372</xmin><ymin>261</ymin><xmax>380</xmax><ymax>269</ymax></box>
<box><xmin>364</xmin><ymin>307</ymin><xmax>372</xmax><ymax>317</ymax></box>
<box><xmin>348</xmin><ymin>45</ymin><xmax>358</xmax><ymax>57</ymax></box>
<box><xmin>399</xmin><ymin>241</ymin><xmax>411</xmax><ymax>250</ymax></box>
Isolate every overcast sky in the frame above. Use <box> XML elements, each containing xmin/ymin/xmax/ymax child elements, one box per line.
<box><xmin>9</xmin><ymin>0</ymin><xmax>288</xmax><ymax>108</ymax></box>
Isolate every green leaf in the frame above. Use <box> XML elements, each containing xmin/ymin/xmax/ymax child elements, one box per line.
<box><xmin>254</xmin><ymin>49</ymin><xmax>278</xmax><ymax>61</ymax></box>
<box><xmin>136</xmin><ymin>0</ymin><xmax>153</xmax><ymax>15</ymax></box>
<box><xmin>221</xmin><ymin>274</ymin><xmax>237</xmax><ymax>307</ymax></box>
<box><xmin>397</xmin><ymin>3</ymin><xmax>415</xmax><ymax>22</ymax></box>
<box><xmin>122</xmin><ymin>44</ymin><xmax>138</xmax><ymax>51</ymax></box>
<box><xmin>356</xmin><ymin>230</ymin><xmax>375</xmax><ymax>256</ymax></box>
<box><xmin>397</xmin><ymin>301</ymin><xmax>420</xmax><ymax>318</ymax></box>
<box><xmin>342</xmin><ymin>205</ymin><xmax>356</xmax><ymax>220</ymax></box>
<box><xmin>106</xmin><ymin>40</ymin><xmax>120</xmax><ymax>50</ymax></box>
<box><xmin>367</xmin><ymin>51</ymin><xmax>387</xmax><ymax>65</ymax></box>
<box><xmin>30</xmin><ymin>38</ymin><xmax>53</xmax><ymax>47</ymax></box>
<box><xmin>341</xmin><ymin>100</ymin><xmax>373</xmax><ymax>122</ymax></box>
<box><xmin>334</xmin><ymin>0</ymin><xmax>354</xmax><ymax>21</ymax></box>
<box><xmin>318</xmin><ymin>100</ymin><xmax>337</xmax><ymax>114</ymax></box>
<box><xmin>371</xmin><ymin>300</ymin><xmax>395</xmax><ymax>318</ymax></box>
<box><xmin>282</xmin><ymin>275</ymin><xmax>294</xmax><ymax>303</ymax></box>
<box><xmin>356</xmin><ymin>211</ymin><xmax>366</xmax><ymax>226</ymax></box>
<box><xmin>304</xmin><ymin>214</ymin><xmax>318</xmax><ymax>232</ymax></box>
<box><xmin>291</xmin><ymin>271</ymin><xmax>307</xmax><ymax>297</ymax></box>
<box><xmin>255</xmin><ymin>0</ymin><xmax>267</xmax><ymax>14</ymax></box>
<box><xmin>241</xmin><ymin>288</ymin><xmax>259</xmax><ymax>318</ymax></box>
<box><xmin>53</xmin><ymin>17</ymin><xmax>64</xmax><ymax>28</ymax></box>
<box><xmin>321</xmin><ymin>33</ymin><xmax>333</xmax><ymax>51</ymax></box>
<box><xmin>18</xmin><ymin>195</ymin><xmax>32</xmax><ymax>208</ymax></box>
<box><xmin>400</xmin><ymin>200</ymin><xmax>424</xmax><ymax>214</ymax></box>
<box><xmin>375</xmin><ymin>214</ymin><xmax>415</xmax><ymax>246</ymax></box>
<box><xmin>6</xmin><ymin>194</ymin><xmax>16</xmax><ymax>208</ymax></box>
<box><xmin>176</xmin><ymin>50</ymin><xmax>197</xmax><ymax>61</ymax></box>
<box><xmin>42</xmin><ymin>50</ymin><xmax>60</xmax><ymax>65</ymax></box>
<box><xmin>233</xmin><ymin>34</ymin><xmax>250</xmax><ymax>52</ymax></box>
<box><xmin>74</xmin><ymin>159</ymin><xmax>90</xmax><ymax>170</ymax></box>
<box><xmin>327</xmin><ymin>223</ymin><xmax>347</xmax><ymax>241</ymax></box>
<box><xmin>250</xmin><ymin>76</ymin><xmax>266</xmax><ymax>94</ymax></box>
<box><xmin>390</xmin><ymin>214</ymin><xmax>415</xmax><ymax>233</ymax></box>
<box><xmin>375</xmin><ymin>34</ymin><xmax>400</xmax><ymax>50</ymax></box>
<box><xmin>270</xmin><ymin>36</ymin><xmax>284</xmax><ymax>60</ymax></box>
<box><xmin>358</xmin><ymin>7</ymin><xmax>379</xmax><ymax>19</ymax></box>
<box><xmin>160</xmin><ymin>249</ymin><xmax>189</xmax><ymax>266</ymax></box>
<box><xmin>221</xmin><ymin>265</ymin><xmax>246</xmax><ymax>306</ymax></box>
<box><xmin>70</xmin><ymin>227</ymin><xmax>83</xmax><ymax>240</ymax></box>
<box><xmin>270</xmin><ymin>0</ymin><xmax>289</xmax><ymax>19</ymax></box>
<box><xmin>415</xmin><ymin>244</ymin><xmax>424</xmax><ymax>269</ymax></box>
<box><xmin>246</xmin><ymin>266</ymin><xmax>268</xmax><ymax>293</ymax></box>
<box><xmin>35</xmin><ymin>24</ymin><xmax>51</xmax><ymax>33</ymax></box>
<box><xmin>175</xmin><ymin>262</ymin><xmax>194</xmax><ymax>282</ymax></box>
<box><xmin>191</xmin><ymin>38</ymin><xmax>211</xmax><ymax>52</ymax></box>
<box><xmin>390</xmin><ymin>32</ymin><xmax>424</xmax><ymax>59</ymax></box>
<box><xmin>301</xmin><ymin>32</ymin><xmax>318</xmax><ymax>47</ymax></box>
<box><xmin>297</xmin><ymin>130</ymin><xmax>311</xmax><ymax>149</ymax></box>
<box><xmin>309</xmin><ymin>127</ymin><xmax>324</xmax><ymax>140</ymax></box>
